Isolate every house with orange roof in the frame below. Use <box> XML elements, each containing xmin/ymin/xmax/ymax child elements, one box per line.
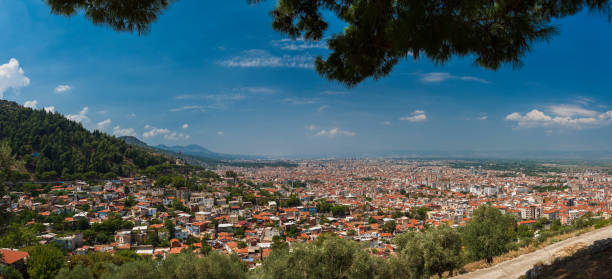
<box><xmin>0</xmin><ymin>249</ymin><xmax>28</xmax><ymax>272</ymax></box>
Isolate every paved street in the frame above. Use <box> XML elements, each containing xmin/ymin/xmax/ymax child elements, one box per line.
<box><xmin>452</xmin><ymin>225</ymin><xmax>612</xmax><ymax>279</ymax></box>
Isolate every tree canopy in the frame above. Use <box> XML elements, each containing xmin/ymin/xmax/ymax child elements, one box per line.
<box><xmin>26</xmin><ymin>245</ymin><xmax>65</xmax><ymax>279</ymax></box>
<box><xmin>251</xmin><ymin>0</ymin><xmax>612</xmax><ymax>86</ymax></box>
<box><xmin>0</xmin><ymin>100</ymin><xmax>167</xmax><ymax>180</ymax></box>
<box><xmin>462</xmin><ymin>204</ymin><xmax>518</xmax><ymax>263</ymax></box>
<box><xmin>41</xmin><ymin>1</ymin><xmax>612</xmax><ymax>86</ymax></box>
<box><xmin>55</xmin><ymin>251</ymin><xmax>247</xmax><ymax>279</ymax></box>
<box><xmin>254</xmin><ymin>234</ymin><xmax>382</xmax><ymax>279</ymax></box>
<box><xmin>45</xmin><ymin>0</ymin><xmax>172</xmax><ymax>35</ymax></box>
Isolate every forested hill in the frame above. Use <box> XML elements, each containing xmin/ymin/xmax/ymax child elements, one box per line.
<box><xmin>0</xmin><ymin>100</ymin><xmax>167</xmax><ymax>180</ymax></box>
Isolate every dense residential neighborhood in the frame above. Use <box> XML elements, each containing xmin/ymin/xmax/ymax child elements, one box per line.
<box><xmin>2</xmin><ymin>159</ymin><xmax>611</xmax><ymax>277</ymax></box>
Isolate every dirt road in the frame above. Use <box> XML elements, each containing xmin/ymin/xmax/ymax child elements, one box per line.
<box><xmin>452</xmin><ymin>225</ymin><xmax>612</xmax><ymax>279</ymax></box>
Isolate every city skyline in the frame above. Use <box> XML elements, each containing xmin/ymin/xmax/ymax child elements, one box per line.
<box><xmin>2</xmin><ymin>1</ymin><xmax>612</xmax><ymax>157</ymax></box>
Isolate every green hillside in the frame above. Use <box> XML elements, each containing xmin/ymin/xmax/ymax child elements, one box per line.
<box><xmin>0</xmin><ymin>100</ymin><xmax>167</xmax><ymax>180</ymax></box>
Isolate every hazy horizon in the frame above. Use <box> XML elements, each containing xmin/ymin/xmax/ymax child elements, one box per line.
<box><xmin>2</xmin><ymin>1</ymin><xmax>612</xmax><ymax>156</ymax></box>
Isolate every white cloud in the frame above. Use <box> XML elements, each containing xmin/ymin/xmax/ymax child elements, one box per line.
<box><xmin>44</xmin><ymin>106</ymin><xmax>55</xmax><ymax>113</ymax></box>
<box><xmin>170</xmin><ymin>105</ymin><xmax>205</xmax><ymax>112</ymax></box>
<box><xmin>548</xmin><ymin>104</ymin><xmax>598</xmax><ymax>117</ymax></box>
<box><xmin>271</xmin><ymin>38</ymin><xmax>328</xmax><ymax>51</ymax></box>
<box><xmin>575</xmin><ymin>96</ymin><xmax>594</xmax><ymax>106</ymax></box>
<box><xmin>219</xmin><ymin>50</ymin><xmax>314</xmax><ymax>69</ymax></box>
<box><xmin>205</xmin><ymin>94</ymin><xmax>247</xmax><ymax>109</ymax></box>
<box><xmin>54</xmin><ymin>84</ymin><xmax>72</xmax><ymax>93</ymax></box>
<box><xmin>271</xmin><ymin>38</ymin><xmax>327</xmax><ymax>51</ymax></box>
<box><xmin>315</xmin><ymin>128</ymin><xmax>356</xmax><ymax>138</ymax></box>
<box><xmin>174</xmin><ymin>94</ymin><xmax>246</xmax><ymax>110</ymax></box>
<box><xmin>0</xmin><ymin>58</ymin><xmax>30</xmax><ymax>98</ymax></box>
<box><xmin>163</xmin><ymin>132</ymin><xmax>190</xmax><ymax>141</ymax></box>
<box><xmin>113</xmin><ymin>126</ymin><xmax>136</xmax><ymax>137</ymax></box>
<box><xmin>284</xmin><ymin>98</ymin><xmax>317</xmax><ymax>105</ymax></box>
<box><xmin>239</xmin><ymin>87</ymin><xmax>276</xmax><ymax>94</ymax></box>
<box><xmin>400</xmin><ymin>110</ymin><xmax>427</xmax><ymax>122</ymax></box>
<box><xmin>382</xmin><ymin>121</ymin><xmax>392</xmax><ymax>126</ymax></box>
<box><xmin>217</xmin><ymin>131</ymin><xmax>224</xmax><ymax>136</ymax></box>
<box><xmin>143</xmin><ymin>127</ymin><xmax>170</xmax><ymax>138</ymax></box>
<box><xmin>317</xmin><ymin>105</ymin><xmax>330</xmax><ymax>112</ymax></box>
<box><xmin>182</xmin><ymin>124</ymin><xmax>189</xmax><ymax>129</ymax></box>
<box><xmin>479</xmin><ymin>115</ymin><xmax>488</xmax><ymax>120</ymax></box>
<box><xmin>505</xmin><ymin>105</ymin><xmax>612</xmax><ymax>129</ymax></box>
<box><xmin>175</xmin><ymin>88</ymin><xmax>273</xmax><ymax>111</ymax></box>
<box><xmin>307</xmin><ymin>124</ymin><xmax>318</xmax><ymax>131</ymax></box>
<box><xmin>97</xmin><ymin>118</ymin><xmax>111</xmax><ymax>129</ymax></box>
<box><xmin>419</xmin><ymin>72</ymin><xmax>489</xmax><ymax>84</ymax></box>
<box><xmin>143</xmin><ymin>126</ymin><xmax>189</xmax><ymax>141</ymax></box>
<box><xmin>127</xmin><ymin>113</ymin><xmax>136</xmax><ymax>118</ymax></box>
<box><xmin>67</xmin><ymin>107</ymin><xmax>89</xmax><ymax>123</ymax></box>
<box><xmin>505</xmin><ymin>112</ymin><xmax>522</xmax><ymax>121</ymax></box>
<box><xmin>176</xmin><ymin>94</ymin><xmax>246</xmax><ymax>102</ymax></box>
<box><xmin>459</xmin><ymin>76</ymin><xmax>490</xmax><ymax>83</ymax></box>
<box><xmin>321</xmin><ymin>90</ymin><xmax>348</xmax><ymax>96</ymax></box>
<box><xmin>24</xmin><ymin>100</ymin><xmax>37</xmax><ymax>109</ymax></box>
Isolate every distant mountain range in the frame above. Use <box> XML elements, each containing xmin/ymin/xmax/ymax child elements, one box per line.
<box><xmin>155</xmin><ymin>144</ymin><xmax>262</xmax><ymax>161</ymax></box>
<box><xmin>117</xmin><ymin>136</ymin><xmax>291</xmax><ymax>168</ymax></box>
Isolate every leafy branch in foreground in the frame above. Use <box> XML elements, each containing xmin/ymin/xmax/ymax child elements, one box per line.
<box><xmin>250</xmin><ymin>0</ymin><xmax>612</xmax><ymax>86</ymax></box>
<box><xmin>45</xmin><ymin>0</ymin><xmax>173</xmax><ymax>35</ymax></box>
<box><xmin>41</xmin><ymin>1</ymin><xmax>612</xmax><ymax>86</ymax></box>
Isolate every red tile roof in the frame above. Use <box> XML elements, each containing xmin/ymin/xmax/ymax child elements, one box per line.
<box><xmin>0</xmin><ymin>249</ymin><xmax>29</xmax><ymax>265</ymax></box>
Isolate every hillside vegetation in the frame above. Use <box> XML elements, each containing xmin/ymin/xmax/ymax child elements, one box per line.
<box><xmin>0</xmin><ymin>100</ymin><xmax>167</xmax><ymax>180</ymax></box>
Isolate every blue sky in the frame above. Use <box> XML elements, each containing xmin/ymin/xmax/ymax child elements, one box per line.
<box><xmin>1</xmin><ymin>1</ymin><xmax>612</xmax><ymax>157</ymax></box>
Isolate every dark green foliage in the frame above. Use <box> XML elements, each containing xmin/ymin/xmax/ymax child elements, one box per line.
<box><xmin>462</xmin><ymin>205</ymin><xmax>518</xmax><ymax>263</ymax></box>
<box><xmin>45</xmin><ymin>0</ymin><xmax>172</xmax><ymax>35</ymax></box>
<box><xmin>172</xmin><ymin>198</ymin><xmax>189</xmax><ymax>212</ymax></box>
<box><xmin>26</xmin><ymin>245</ymin><xmax>65</xmax><ymax>279</ymax></box>
<box><xmin>255</xmin><ymin>234</ymin><xmax>382</xmax><ymax>279</ymax></box>
<box><xmin>83</xmin><ymin>215</ymin><xmax>134</xmax><ymax>245</ymax></box>
<box><xmin>0</xmin><ymin>265</ymin><xmax>23</xmax><ymax>279</ymax></box>
<box><xmin>316</xmin><ymin>200</ymin><xmax>350</xmax><ymax>217</ymax></box>
<box><xmin>533</xmin><ymin>185</ymin><xmax>569</xmax><ymax>192</ymax></box>
<box><xmin>331</xmin><ymin>205</ymin><xmax>349</xmax><ymax>217</ymax></box>
<box><xmin>392</xmin><ymin>226</ymin><xmax>463</xmax><ymax>279</ymax></box>
<box><xmin>284</xmin><ymin>224</ymin><xmax>300</xmax><ymax>238</ymax></box>
<box><xmin>39</xmin><ymin>1</ymin><xmax>612</xmax><ymax>86</ymax></box>
<box><xmin>270</xmin><ymin>235</ymin><xmax>288</xmax><ymax>251</ymax></box>
<box><xmin>0</xmin><ymin>101</ymin><xmax>167</xmax><ymax>180</ymax></box>
<box><xmin>77</xmin><ymin>251</ymin><xmax>246</xmax><ymax>279</ymax></box>
<box><xmin>250</xmin><ymin>0</ymin><xmax>612</xmax><ymax>86</ymax></box>
<box><xmin>55</xmin><ymin>265</ymin><xmax>94</xmax><ymax>279</ymax></box>
<box><xmin>164</xmin><ymin>219</ymin><xmax>175</xmax><ymax>237</ymax></box>
<box><xmin>200</xmin><ymin>242</ymin><xmax>213</xmax><ymax>255</ymax></box>
<box><xmin>67</xmin><ymin>250</ymin><xmax>141</xmax><ymax>278</ymax></box>
<box><xmin>315</xmin><ymin>199</ymin><xmax>332</xmax><ymax>213</ymax></box>
<box><xmin>408</xmin><ymin>207</ymin><xmax>431</xmax><ymax>221</ymax></box>
<box><xmin>146</xmin><ymin>230</ymin><xmax>161</xmax><ymax>247</ymax></box>
<box><xmin>124</xmin><ymin>195</ymin><xmax>137</xmax><ymax>207</ymax></box>
<box><xmin>0</xmin><ymin>223</ymin><xmax>38</xmax><ymax>248</ymax></box>
<box><xmin>382</xmin><ymin>221</ymin><xmax>396</xmax><ymax>233</ymax></box>
<box><xmin>280</xmin><ymin>194</ymin><xmax>301</xmax><ymax>207</ymax></box>
<box><xmin>102</xmin><ymin>260</ymin><xmax>157</xmax><ymax>279</ymax></box>
<box><xmin>286</xmin><ymin>180</ymin><xmax>307</xmax><ymax>188</ymax></box>
<box><xmin>234</xmin><ymin>226</ymin><xmax>246</xmax><ymax>238</ymax></box>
